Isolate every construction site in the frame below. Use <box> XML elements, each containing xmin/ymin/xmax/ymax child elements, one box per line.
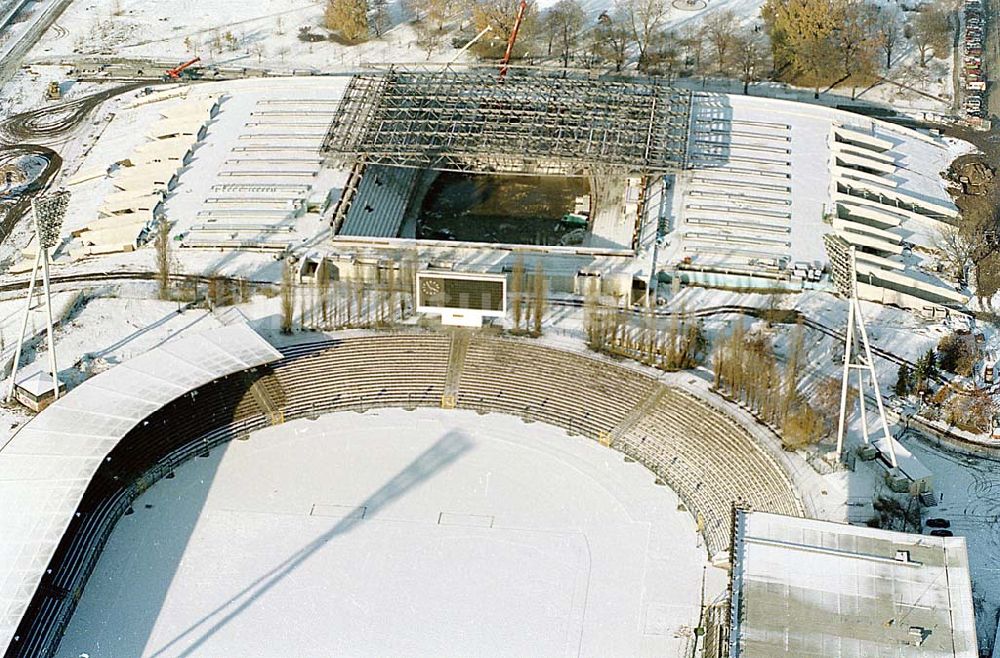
<box><xmin>325</xmin><ymin>67</ymin><xmax>690</xmax><ymax>252</ymax></box>
<box><xmin>0</xmin><ymin>0</ymin><xmax>998</xmax><ymax>656</ymax></box>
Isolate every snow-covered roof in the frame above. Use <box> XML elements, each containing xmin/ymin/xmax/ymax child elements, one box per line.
<box><xmin>77</xmin><ymin>219</ymin><xmax>150</xmax><ymax>248</ymax></box>
<box><xmin>133</xmin><ymin>136</ymin><xmax>194</xmax><ymax>162</ymax></box>
<box><xmin>147</xmin><ymin>116</ymin><xmax>205</xmax><ymax>139</ymax></box>
<box><xmin>0</xmin><ymin>324</ymin><xmax>281</xmax><ymax>653</ymax></box>
<box><xmin>98</xmin><ymin>192</ymin><xmax>162</xmax><ymax>216</ymax></box>
<box><xmin>158</xmin><ymin>97</ymin><xmax>218</xmax><ymax>122</ymax></box>
<box><xmin>13</xmin><ymin>370</ymin><xmax>58</xmax><ymax>398</ymax></box>
<box><xmin>874</xmin><ymin>435</ymin><xmax>934</xmax><ymax>483</ymax></box>
<box><xmin>729</xmin><ymin>510</ymin><xmax>978</xmax><ymax>658</ymax></box>
<box><xmin>112</xmin><ymin>165</ymin><xmax>178</xmax><ymax>192</ymax></box>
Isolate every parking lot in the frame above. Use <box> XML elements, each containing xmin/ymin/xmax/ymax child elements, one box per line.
<box><xmin>963</xmin><ymin>0</ymin><xmax>988</xmax><ymax>121</ymax></box>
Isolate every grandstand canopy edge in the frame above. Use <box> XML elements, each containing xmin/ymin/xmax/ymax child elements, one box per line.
<box><xmin>0</xmin><ymin>324</ymin><xmax>282</xmax><ymax>653</ymax></box>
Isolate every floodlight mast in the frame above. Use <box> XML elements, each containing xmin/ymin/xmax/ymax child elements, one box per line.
<box><xmin>5</xmin><ymin>191</ymin><xmax>69</xmax><ymax>404</ymax></box>
<box><xmin>834</xmin><ymin>246</ymin><xmax>897</xmax><ymax>468</ymax></box>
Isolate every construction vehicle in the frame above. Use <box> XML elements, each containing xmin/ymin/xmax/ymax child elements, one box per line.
<box><xmin>46</xmin><ymin>81</ymin><xmax>61</xmax><ymax>100</ymax></box>
<box><xmin>560</xmin><ymin>213</ymin><xmax>588</xmax><ymax>228</ymax></box>
<box><xmin>164</xmin><ymin>57</ymin><xmax>201</xmax><ymax>80</ymax></box>
<box><xmin>498</xmin><ymin>0</ymin><xmax>528</xmax><ymax>79</ymax></box>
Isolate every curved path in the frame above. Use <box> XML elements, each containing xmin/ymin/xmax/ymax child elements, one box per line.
<box><xmin>0</xmin><ymin>144</ymin><xmax>61</xmax><ymax>243</ymax></box>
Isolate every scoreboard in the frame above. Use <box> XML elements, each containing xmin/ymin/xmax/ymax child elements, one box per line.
<box><xmin>416</xmin><ymin>272</ymin><xmax>507</xmax><ymax>326</ymax></box>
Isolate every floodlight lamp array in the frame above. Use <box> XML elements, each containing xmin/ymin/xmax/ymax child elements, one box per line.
<box><xmin>33</xmin><ymin>189</ymin><xmax>70</xmax><ymax>249</ymax></box>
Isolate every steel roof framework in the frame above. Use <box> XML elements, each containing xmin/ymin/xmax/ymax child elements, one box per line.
<box><xmin>323</xmin><ymin>67</ymin><xmax>692</xmax><ymax>176</ymax></box>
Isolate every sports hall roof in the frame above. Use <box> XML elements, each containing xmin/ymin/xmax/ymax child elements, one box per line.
<box><xmin>0</xmin><ymin>324</ymin><xmax>281</xmax><ymax>653</ymax></box>
<box><xmin>323</xmin><ymin>66</ymin><xmax>692</xmax><ymax>176</ymax></box>
<box><xmin>729</xmin><ymin>510</ymin><xmax>978</xmax><ymax>658</ymax></box>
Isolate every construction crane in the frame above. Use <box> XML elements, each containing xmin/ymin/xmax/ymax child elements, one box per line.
<box><xmin>164</xmin><ymin>57</ymin><xmax>201</xmax><ymax>80</ymax></box>
<box><xmin>498</xmin><ymin>0</ymin><xmax>528</xmax><ymax>80</ymax></box>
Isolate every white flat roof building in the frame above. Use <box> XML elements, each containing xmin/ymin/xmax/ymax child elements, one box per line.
<box><xmin>729</xmin><ymin>510</ymin><xmax>978</xmax><ymax>658</ymax></box>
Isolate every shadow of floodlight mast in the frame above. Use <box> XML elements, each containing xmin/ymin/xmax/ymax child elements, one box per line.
<box><xmin>148</xmin><ymin>429</ymin><xmax>474</xmax><ymax>658</ymax></box>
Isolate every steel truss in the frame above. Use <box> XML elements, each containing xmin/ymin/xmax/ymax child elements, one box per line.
<box><xmin>323</xmin><ymin>66</ymin><xmax>692</xmax><ymax>176</ymax></box>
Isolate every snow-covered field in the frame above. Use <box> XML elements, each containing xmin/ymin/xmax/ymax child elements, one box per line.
<box><xmin>57</xmin><ymin>407</ymin><xmax>715</xmax><ymax>658</ymax></box>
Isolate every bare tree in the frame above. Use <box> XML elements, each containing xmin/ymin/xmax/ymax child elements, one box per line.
<box><xmin>544</xmin><ymin>0</ymin><xmax>586</xmax><ymax>69</ymax></box>
<box><xmin>642</xmin><ymin>30</ymin><xmax>681</xmax><ymax>77</ymax></box>
<box><xmin>369</xmin><ymin>0</ymin><xmax>391</xmax><ymax>36</ymax></box>
<box><xmin>618</xmin><ymin>0</ymin><xmax>670</xmax><ymax>71</ymax></box>
<box><xmin>532</xmin><ymin>261</ymin><xmax>546</xmax><ymax>335</ymax></box>
<box><xmin>732</xmin><ymin>27</ymin><xmax>768</xmax><ymax>94</ymax></box>
<box><xmin>875</xmin><ymin>5</ymin><xmax>902</xmax><ymax>70</ymax></box>
<box><xmin>935</xmin><ymin>223</ymin><xmax>976</xmax><ymax>285</ymax></box>
<box><xmin>154</xmin><ymin>219</ymin><xmax>172</xmax><ymax>301</ymax></box>
<box><xmin>594</xmin><ymin>11</ymin><xmax>631</xmax><ymax>71</ymax></box>
<box><xmin>510</xmin><ymin>255</ymin><xmax>525</xmax><ymax>331</ymax></box>
<box><xmin>701</xmin><ymin>10</ymin><xmax>737</xmax><ymax>74</ymax></box>
<box><xmin>835</xmin><ymin>0</ymin><xmax>881</xmax><ymax>96</ymax></box>
<box><xmin>677</xmin><ymin>23</ymin><xmax>706</xmax><ymax>75</ymax></box>
<box><xmin>912</xmin><ymin>7</ymin><xmax>951</xmax><ymax>67</ymax></box>
<box><xmin>405</xmin><ymin>0</ymin><xmax>451</xmax><ymax>59</ymax></box>
<box><xmin>280</xmin><ymin>259</ymin><xmax>295</xmax><ymax>334</ymax></box>
<box><xmin>317</xmin><ymin>260</ymin><xmax>332</xmax><ymax>326</ymax></box>
<box><xmin>471</xmin><ymin>0</ymin><xmax>537</xmax><ymax>59</ymax></box>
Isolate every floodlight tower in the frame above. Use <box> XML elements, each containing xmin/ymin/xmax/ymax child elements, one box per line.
<box><xmin>6</xmin><ymin>190</ymin><xmax>70</xmax><ymax>403</ymax></box>
<box><xmin>835</xmin><ymin>246</ymin><xmax>897</xmax><ymax>467</ymax></box>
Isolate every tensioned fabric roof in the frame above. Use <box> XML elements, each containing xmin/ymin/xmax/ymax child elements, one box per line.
<box><xmin>0</xmin><ymin>324</ymin><xmax>282</xmax><ymax>652</ymax></box>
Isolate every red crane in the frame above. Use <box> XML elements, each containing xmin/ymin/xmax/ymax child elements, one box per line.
<box><xmin>498</xmin><ymin>0</ymin><xmax>528</xmax><ymax>80</ymax></box>
<box><xmin>165</xmin><ymin>57</ymin><xmax>201</xmax><ymax>80</ymax></box>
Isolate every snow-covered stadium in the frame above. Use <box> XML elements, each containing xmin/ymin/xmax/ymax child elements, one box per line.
<box><xmin>0</xmin><ymin>56</ymin><xmax>993</xmax><ymax>658</ymax></box>
<box><xmin>0</xmin><ymin>324</ymin><xmax>980</xmax><ymax>657</ymax></box>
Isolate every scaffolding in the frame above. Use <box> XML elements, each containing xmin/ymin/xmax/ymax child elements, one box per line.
<box><xmin>323</xmin><ymin>66</ymin><xmax>692</xmax><ymax>176</ymax></box>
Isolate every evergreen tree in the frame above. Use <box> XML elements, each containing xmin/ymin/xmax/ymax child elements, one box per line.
<box><xmin>893</xmin><ymin>364</ymin><xmax>911</xmax><ymax>397</ymax></box>
<box><xmin>914</xmin><ymin>348</ymin><xmax>937</xmax><ymax>392</ymax></box>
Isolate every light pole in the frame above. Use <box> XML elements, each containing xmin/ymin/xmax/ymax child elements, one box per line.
<box><xmin>6</xmin><ymin>190</ymin><xmax>70</xmax><ymax>403</ymax></box>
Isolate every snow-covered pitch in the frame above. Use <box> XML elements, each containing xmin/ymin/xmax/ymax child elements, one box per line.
<box><xmin>57</xmin><ymin>408</ymin><xmax>709</xmax><ymax>658</ymax></box>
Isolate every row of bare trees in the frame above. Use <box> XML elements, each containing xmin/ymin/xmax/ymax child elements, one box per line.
<box><xmin>713</xmin><ymin>320</ymin><xmax>855</xmax><ymax>450</ymax></box>
<box><xmin>280</xmin><ymin>259</ymin><xmax>418</xmax><ymax>334</ymax></box>
<box><xmin>584</xmin><ymin>296</ymin><xmax>709</xmax><ymax>370</ymax></box>
<box><xmin>323</xmin><ymin>0</ymin><xmax>955</xmax><ymax>97</ymax></box>
<box><xmin>508</xmin><ymin>257</ymin><xmax>547</xmax><ymax>336</ymax></box>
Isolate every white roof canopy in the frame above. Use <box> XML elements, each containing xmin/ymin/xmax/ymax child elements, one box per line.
<box><xmin>0</xmin><ymin>324</ymin><xmax>281</xmax><ymax>653</ymax></box>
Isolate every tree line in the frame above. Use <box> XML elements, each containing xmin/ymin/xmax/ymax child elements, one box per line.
<box><xmin>763</xmin><ymin>0</ymin><xmax>951</xmax><ymax>98</ymax></box>
<box><xmin>323</xmin><ymin>0</ymin><xmax>954</xmax><ymax>96</ymax></box>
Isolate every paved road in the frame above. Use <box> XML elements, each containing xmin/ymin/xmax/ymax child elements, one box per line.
<box><xmin>0</xmin><ymin>0</ymin><xmax>74</xmax><ymax>88</ymax></box>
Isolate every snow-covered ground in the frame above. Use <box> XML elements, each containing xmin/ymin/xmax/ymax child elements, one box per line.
<box><xmin>29</xmin><ymin>0</ymin><xmax>459</xmax><ymax>71</ymax></box>
<box><xmin>904</xmin><ymin>434</ymin><xmax>1000</xmax><ymax>650</ymax></box>
<box><xmin>9</xmin><ymin>0</ymin><xmax>960</xmax><ymax>116</ymax></box>
<box><xmin>57</xmin><ymin>407</ymin><xmax>717</xmax><ymax>658</ymax></box>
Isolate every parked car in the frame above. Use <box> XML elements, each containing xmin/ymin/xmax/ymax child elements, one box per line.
<box><xmin>929</xmin><ymin>529</ymin><xmax>954</xmax><ymax>537</ymax></box>
<box><xmin>926</xmin><ymin>518</ymin><xmax>951</xmax><ymax>528</ymax></box>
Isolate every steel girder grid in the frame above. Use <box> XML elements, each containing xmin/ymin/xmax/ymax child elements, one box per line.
<box><xmin>322</xmin><ymin>67</ymin><xmax>692</xmax><ymax>176</ymax></box>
